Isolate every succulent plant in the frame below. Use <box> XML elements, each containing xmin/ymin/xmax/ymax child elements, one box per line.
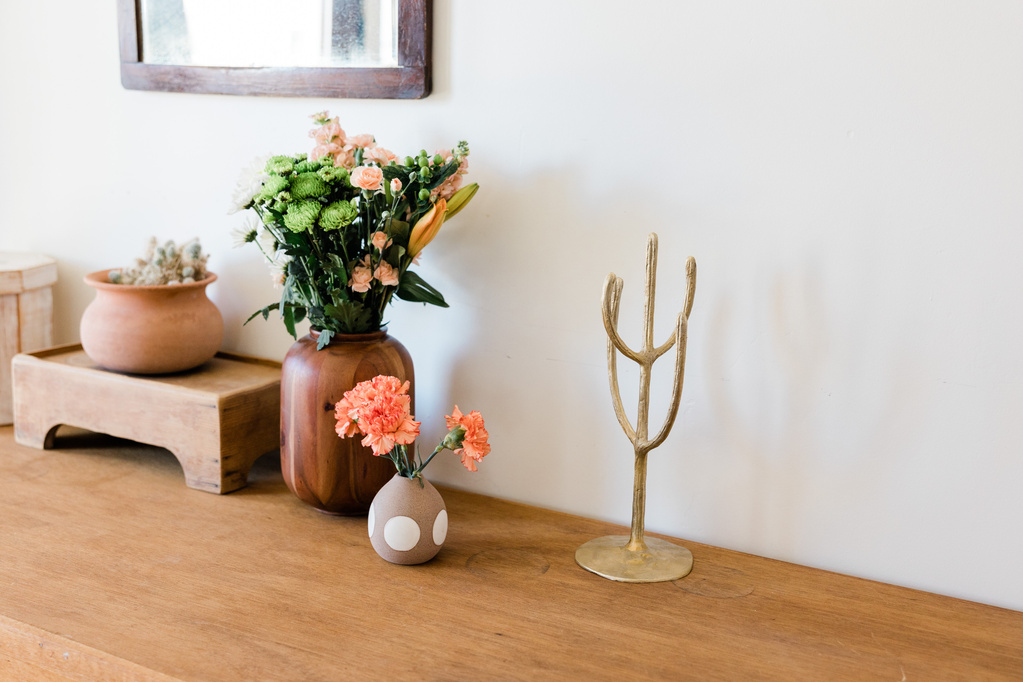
<box><xmin>108</xmin><ymin>238</ymin><xmax>210</xmax><ymax>286</ymax></box>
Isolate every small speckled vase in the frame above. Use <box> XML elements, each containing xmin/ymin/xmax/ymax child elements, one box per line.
<box><xmin>368</xmin><ymin>473</ymin><xmax>447</xmax><ymax>565</ymax></box>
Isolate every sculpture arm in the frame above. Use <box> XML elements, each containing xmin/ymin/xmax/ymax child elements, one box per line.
<box><xmin>682</xmin><ymin>256</ymin><xmax>697</xmax><ymax>321</ymax></box>
<box><xmin>605</xmin><ymin>275</ymin><xmax>637</xmax><ymax>443</ymax></box>
<box><xmin>650</xmin><ymin>256</ymin><xmax>697</xmax><ymax>361</ymax></box>
<box><xmin>601</xmin><ymin>274</ymin><xmax>642</xmax><ymax>364</ymax></box>
<box><xmin>647</xmin><ymin>312</ymin><xmax>688</xmax><ymax>451</ymax></box>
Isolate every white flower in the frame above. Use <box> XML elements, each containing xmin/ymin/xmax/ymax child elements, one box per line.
<box><xmin>257</xmin><ymin>228</ymin><xmax>279</xmax><ymax>261</ymax></box>
<box><xmin>231</xmin><ymin>216</ymin><xmax>260</xmax><ymax>248</ymax></box>
<box><xmin>254</xmin><ymin>227</ymin><xmax>292</xmax><ymax>288</ymax></box>
<box><xmin>229</xmin><ymin>154</ymin><xmax>271</xmax><ymax>214</ymax></box>
<box><xmin>270</xmin><ymin>253</ymin><xmax>292</xmax><ymax>288</ymax></box>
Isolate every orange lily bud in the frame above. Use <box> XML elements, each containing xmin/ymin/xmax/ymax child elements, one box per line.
<box><xmin>407</xmin><ymin>198</ymin><xmax>447</xmax><ymax>257</ymax></box>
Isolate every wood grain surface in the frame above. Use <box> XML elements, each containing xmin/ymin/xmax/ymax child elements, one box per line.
<box><xmin>0</xmin><ymin>426</ymin><xmax>1019</xmax><ymax>680</ymax></box>
<box><xmin>12</xmin><ymin>346</ymin><xmax>280</xmax><ymax>494</ymax></box>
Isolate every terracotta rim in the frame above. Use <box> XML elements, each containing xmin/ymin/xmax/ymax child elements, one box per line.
<box><xmin>83</xmin><ymin>269</ymin><xmax>217</xmax><ymax>291</ymax></box>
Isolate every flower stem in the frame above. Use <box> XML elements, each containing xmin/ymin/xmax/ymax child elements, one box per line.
<box><xmin>417</xmin><ymin>443</ymin><xmax>447</xmax><ymax>475</ymax></box>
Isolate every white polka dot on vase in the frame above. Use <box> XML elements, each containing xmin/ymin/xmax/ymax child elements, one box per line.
<box><xmin>433</xmin><ymin>510</ymin><xmax>448</xmax><ymax>546</ymax></box>
<box><xmin>367</xmin><ymin>503</ymin><xmax>376</xmax><ymax>538</ymax></box>
<box><xmin>383</xmin><ymin>516</ymin><xmax>420</xmax><ymax>552</ymax></box>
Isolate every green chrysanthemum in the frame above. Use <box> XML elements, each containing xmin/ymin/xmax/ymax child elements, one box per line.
<box><xmin>265</xmin><ymin>155</ymin><xmax>295</xmax><ymax>175</ymax></box>
<box><xmin>254</xmin><ymin>175</ymin><xmax>289</xmax><ymax>203</ymax></box>
<box><xmin>291</xmin><ymin>172</ymin><xmax>329</xmax><ymax>200</ymax></box>
<box><xmin>294</xmin><ymin>159</ymin><xmax>322</xmax><ymax>173</ymax></box>
<box><xmin>283</xmin><ymin>201</ymin><xmax>321</xmax><ymax>233</ymax></box>
<box><xmin>319</xmin><ymin>200</ymin><xmax>359</xmax><ymax>231</ymax></box>
<box><xmin>317</xmin><ymin>165</ymin><xmax>349</xmax><ymax>183</ymax></box>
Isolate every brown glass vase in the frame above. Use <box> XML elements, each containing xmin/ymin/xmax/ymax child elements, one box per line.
<box><xmin>280</xmin><ymin>330</ymin><xmax>413</xmax><ymax>515</ymax></box>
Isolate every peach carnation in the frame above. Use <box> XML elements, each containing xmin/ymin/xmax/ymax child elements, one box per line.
<box><xmin>350</xmin><ymin>165</ymin><xmax>383</xmax><ymax>192</ymax></box>
<box><xmin>374</xmin><ymin>260</ymin><xmax>399</xmax><ymax>287</ymax></box>
<box><xmin>311</xmin><ymin>142</ymin><xmax>341</xmax><ymax>162</ymax></box>
<box><xmin>334</xmin><ymin>396</ymin><xmax>361</xmax><ymax>438</ymax></box>
<box><xmin>364</xmin><ymin>146</ymin><xmax>397</xmax><ymax>166</ymax></box>
<box><xmin>434</xmin><ymin>172</ymin><xmax>464</xmax><ymax>201</ymax></box>
<box><xmin>445</xmin><ymin>406</ymin><xmax>490</xmax><ymax>472</ymax></box>
<box><xmin>347</xmin><ymin>133</ymin><xmax>375</xmax><ymax>148</ymax></box>
<box><xmin>333</xmin><ymin>148</ymin><xmax>357</xmax><ymax>169</ymax></box>
<box><xmin>348</xmin><ymin>255</ymin><xmax>373</xmax><ymax>292</ymax></box>
<box><xmin>371</xmin><ymin>231</ymin><xmax>392</xmax><ymax>251</ymax></box>
<box><xmin>334</xmin><ymin>376</ymin><xmax>419</xmax><ymax>456</ymax></box>
<box><xmin>311</xmin><ymin>118</ymin><xmax>344</xmax><ymax>145</ymax></box>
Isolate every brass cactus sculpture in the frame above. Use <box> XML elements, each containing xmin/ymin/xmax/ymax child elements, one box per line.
<box><xmin>575</xmin><ymin>233</ymin><xmax>697</xmax><ymax>583</ymax></box>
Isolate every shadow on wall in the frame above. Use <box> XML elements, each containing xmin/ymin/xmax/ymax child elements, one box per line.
<box><xmin>703</xmin><ymin>261</ymin><xmax>925</xmax><ymax>558</ymax></box>
<box><xmin>53</xmin><ymin>261</ymin><xmax>98</xmax><ymax>346</ymax></box>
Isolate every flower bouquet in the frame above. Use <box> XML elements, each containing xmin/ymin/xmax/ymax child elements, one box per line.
<box><xmin>232</xmin><ymin>112</ymin><xmax>479</xmax><ymax>349</ymax></box>
<box><xmin>334</xmin><ymin>375</ymin><xmax>490</xmax><ymax>564</ymax></box>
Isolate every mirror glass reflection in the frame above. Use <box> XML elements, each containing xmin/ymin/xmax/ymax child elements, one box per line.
<box><xmin>138</xmin><ymin>0</ymin><xmax>398</xmax><ymax>69</ymax></box>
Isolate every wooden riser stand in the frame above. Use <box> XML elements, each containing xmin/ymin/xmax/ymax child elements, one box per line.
<box><xmin>11</xmin><ymin>344</ymin><xmax>281</xmax><ymax>494</ymax></box>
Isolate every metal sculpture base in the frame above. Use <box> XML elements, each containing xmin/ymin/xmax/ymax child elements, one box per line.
<box><xmin>575</xmin><ymin>535</ymin><xmax>693</xmax><ymax>583</ymax></box>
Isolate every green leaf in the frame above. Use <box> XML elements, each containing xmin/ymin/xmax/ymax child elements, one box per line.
<box><xmin>397</xmin><ymin>270</ymin><xmax>448</xmax><ymax>308</ymax></box>
<box><xmin>316</xmin><ymin>329</ymin><xmax>334</xmax><ymax>350</ymax></box>
<box><xmin>244</xmin><ymin>302</ymin><xmax>280</xmax><ymax>325</ymax></box>
<box><xmin>281</xmin><ymin>230</ymin><xmax>312</xmax><ymax>256</ymax></box>
<box><xmin>282</xmin><ymin>304</ymin><xmax>297</xmax><ymax>338</ymax></box>
<box><xmin>280</xmin><ymin>276</ymin><xmax>293</xmax><ymax>311</ymax></box>
<box><xmin>328</xmin><ymin>287</ymin><xmax>350</xmax><ymax>305</ymax></box>
<box><xmin>323</xmin><ymin>301</ymin><xmax>374</xmax><ymax>333</ymax></box>
<box><xmin>325</xmin><ymin>253</ymin><xmax>347</xmax><ymax>280</ymax></box>
<box><xmin>388</xmin><ymin>218</ymin><xmax>410</xmax><ymax>245</ymax></box>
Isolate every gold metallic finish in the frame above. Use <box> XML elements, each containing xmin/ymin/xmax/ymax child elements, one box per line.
<box><xmin>576</xmin><ymin>233</ymin><xmax>697</xmax><ymax>583</ymax></box>
<box><xmin>575</xmin><ymin>536</ymin><xmax>694</xmax><ymax>583</ymax></box>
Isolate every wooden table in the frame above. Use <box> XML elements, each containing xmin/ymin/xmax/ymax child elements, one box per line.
<box><xmin>0</xmin><ymin>427</ymin><xmax>1020</xmax><ymax>680</ymax></box>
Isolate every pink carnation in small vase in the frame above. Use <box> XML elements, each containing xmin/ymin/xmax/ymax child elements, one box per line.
<box><xmin>335</xmin><ymin>375</ymin><xmax>491</xmax><ymax>564</ymax></box>
<box><xmin>334</xmin><ymin>375</ymin><xmax>491</xmax><ymax>481</ymax></box>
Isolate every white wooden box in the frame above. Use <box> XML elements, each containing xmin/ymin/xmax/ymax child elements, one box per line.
<box><xmin>0</xmin><ymin>253</ymin><xmax>57</xmax><ymax>425</ymax></box>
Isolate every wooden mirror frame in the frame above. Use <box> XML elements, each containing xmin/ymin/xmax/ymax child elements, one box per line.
<box><xmin>117</xmin><ymin>0</ymin><xmax>431</xmax><ymax>98</ymax></box>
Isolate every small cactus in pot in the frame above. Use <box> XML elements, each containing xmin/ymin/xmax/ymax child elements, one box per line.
<box><xmin>81</xmin><ymin>237</ymin><xmax>222</xmax><ymax>374</ymax></box>
<box><xmin>108</xmin><ymin>237</ymin><xmax>210</xmax><ymax>286</ymax></box>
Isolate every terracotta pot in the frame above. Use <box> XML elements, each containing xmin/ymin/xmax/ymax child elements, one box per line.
<box><xmin>368</xmin><ymin>474</ymin><xmax>447</xmax><ymax>564</ymax></box>
<box><xmin>80</xmin><ymin>269</ymin><xmax>223</xmax><ymax>374</ymax></box>
<box><xmin>280</xmin><ymin>330</ymin><xmax>414</xmax><ymax>515</ymax></box>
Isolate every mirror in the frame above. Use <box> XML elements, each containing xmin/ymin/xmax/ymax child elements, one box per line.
<box><xmin>118</xmin><ymin>0</ymin><xmax>430</xmax><ymax>98</ymax></box>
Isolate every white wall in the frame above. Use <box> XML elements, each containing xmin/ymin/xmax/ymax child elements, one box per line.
<box><xmin>2</xmin><ymin>1</ymin><xmax>1022</xmax><ymax>611</ymax></box>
